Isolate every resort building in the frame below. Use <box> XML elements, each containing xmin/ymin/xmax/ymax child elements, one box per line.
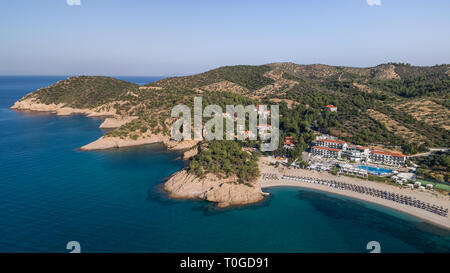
<box><xmin>311</xmin><ymin>146</ymin><xmax>341</xmax><ymax>158</ymax></box>
<box><xmin>316</xmin><ymin>139</ymin><xmax>347</xmax><ymax>150</ymax></box>
<box><xmin>315</xmin><ymin>134</ymin><xmax>337</xmax><ymax>141</ymax></box>
<box><xmin>396</xmin><ymin>172</ymin><xmax>416</xmax><ymax>181</ymax></box>
<box><xmin>369</xmin><ymin>150</ymin><xmax>406</xmax><ymax>166</ymax></box>
<box><xmin>341</xmin><ymin>145</ymin><xmax>370</xmax><ymax>162</ymax></box>
<box><xmin>309</xmin><ymin>135</ymin><xmax>407</xmax><ymax>167</ymax></box>
<box><xmin>284</xmin><ymin>136</ymin><xmax>297</xmax><ymax>149</ymax></box>
<box><xmin>324</xmin><ymin>105</ymin><xmax>337</xmax><ymax>112</ymax></box>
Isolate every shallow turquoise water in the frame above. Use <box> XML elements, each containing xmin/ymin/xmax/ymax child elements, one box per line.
<box><xmin>0</xmin><ymin>76</ymin><xmax>449</xmax><ymax>253</ymax></box>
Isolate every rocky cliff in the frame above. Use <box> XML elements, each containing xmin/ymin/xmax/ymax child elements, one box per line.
<box><xmin>11</xmin><ymin>96</ymin><xmax>198</xmax><ymax>151</ymax></box>
<box><xmin>163</xmin><ymin>170</ymin><xmax>265</xmax><ymax>208</ymax></box>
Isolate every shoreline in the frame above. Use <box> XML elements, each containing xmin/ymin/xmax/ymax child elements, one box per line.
<box><xmin>259</xmin><ymin>157</ymin><xmax>450</xmax><ymax>231</ymax></box>
<box><xmin>10</xmin><ymin>98</ymin><xmax>198</xmax><ymax>152</ymax></box>
<box><xmin>261</xmin><ymin>181</ymin><xmax>450</xmax><ymax>231</ymax></box>
<box><xmin>163</xmin><ymin>169</ymin><xmax>265</xmax><ymax>208</ymax></box>
<box><xmin>10</xmin><ymin>99</ymin><xmax>450</xmax><ymax>230</ymax></box>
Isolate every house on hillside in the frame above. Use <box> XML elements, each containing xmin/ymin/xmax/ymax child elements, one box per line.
<box><xmin>324</xmin><ymin>105</ymin><xmax>337</xmax><ymax>112</ymax></box>
<box><xmin>284</xmin><ymin>136</ymin><xmax>298</xmax><ymax>149</ymax></box>
<box><xmin>341</xmin><ymin>145</ymin><xmax>370</xmax><ymax>162</ymax></box>
<box><xmin>311</xmin><ymin>146</ymin><xmax>341</xmax><ymax>159</ymax></box>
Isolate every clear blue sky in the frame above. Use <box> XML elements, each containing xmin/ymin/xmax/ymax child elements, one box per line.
<box><xmin>1</xmin><ymin>0</ymin><xmax>449</xmax><ymax>76</ymax></box>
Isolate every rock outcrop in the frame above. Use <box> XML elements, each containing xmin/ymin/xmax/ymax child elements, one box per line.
<box><xmin>99</xmin><ymin>116</ymin><xmax>138</xmax><ymax>129</ymax></box>
<box><xmin>183</xmin><ymin>146</ymin><xmax>199</xmax><ymax>160</ymax></box>
<box><xmin>10</xmin><ymin>97</ymin><xmax>115</xmax><ymax>117</ymax></box>
<box><xmin>164</xmin><ymin>170</ymin><xmax>265</xmax><ymax>208</ymax></box>
<box><xmin>11</xmin><ymin>96</ymin><xmax>199</xmax><ymax>152</ymax></box>
<box><xmin>80</xmin><ymin>134</ymin><xmax>198</xmax><ymax>151</ymax></box>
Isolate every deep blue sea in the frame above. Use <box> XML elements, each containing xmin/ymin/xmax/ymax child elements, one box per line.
<box><xmin>1</xmin><ymin>76</ymin><xmax>450</xmax><ymax>253</ymax></box>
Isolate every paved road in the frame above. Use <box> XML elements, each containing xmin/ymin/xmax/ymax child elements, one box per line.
<box><xmin>408</xmin><ymin>148</ymin><xmax>449</xmax><ymax>158</ymax></box>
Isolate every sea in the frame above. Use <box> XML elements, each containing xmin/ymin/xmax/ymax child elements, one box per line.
<box><xmin>0</xmin><ymin>76</ymin><xmax>449</xmax><ymax>253</ymax></box>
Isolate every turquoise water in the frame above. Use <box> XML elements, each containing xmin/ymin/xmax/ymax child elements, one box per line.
<box><xmin>1</xmin><ymin>76</ymin><xmax>450</xmax><ymax>253</ymax></box>
<box><xmin>358</xmin><ymin>165</ymin><xmax>393</xmax><ymax>176</ymax></box>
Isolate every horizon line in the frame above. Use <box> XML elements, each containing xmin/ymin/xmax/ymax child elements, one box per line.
<box><xmin>1</xmin><ymin>61</ymin><xmax>448</xmax><ymax>78</ymax></box>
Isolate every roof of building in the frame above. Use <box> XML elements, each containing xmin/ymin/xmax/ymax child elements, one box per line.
<box><xmin>347</xmin><ymin>145</ymin><xmax>368</xmax><ymax>151</ymax></box>
<box><xmin>311</xmin><ymin>146</ymin><xmax>341</xmax><ymax>152</ymax></box>
<box><xmin>325</xmin><ymin>105</ymin><xmax>337</xmax><ymax>108</ymax></box>
<box><xmin>397</xmin><ymin>172</ymin><xmax>415</xmax><ymax>180</ymax></box>
<box><xmin>370</xmin><ymin>150</ymin><xmax>405</xmax><ymax>158</ymax></box>
<box><xmin>317</xmin><ymin>139</ymin><xmax>346</xmax><ymax>144</ymax></box>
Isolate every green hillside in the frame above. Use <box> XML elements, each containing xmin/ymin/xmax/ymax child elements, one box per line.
<box><xmin>29</xmin><ymin>76</ymin><xmax>139</xmax><ymax>108</ymax></box>
<box><xmin>145</xmin><ymin>65</ymin><xmax>275</xmax><ymax>90</ymax></box>
<box><xmin>18</xmin><ymin>63</ymin><xmax>449</xmax><ymax>157</ymax></box>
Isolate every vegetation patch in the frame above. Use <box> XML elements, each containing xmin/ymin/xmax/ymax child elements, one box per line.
<box><xmin>188</xmin><ymin>141</ymin><xmax>260</xmax><ymax>183</ymax></box>
<box><xmin>412</xmin><ymin>151</ymin><xmax>450</xmax><ymax>183</ymax></box>
<box><xmin>34</xmin><ymin>76</ymin><xmax>139</xmax><ymax>108</ymax></box>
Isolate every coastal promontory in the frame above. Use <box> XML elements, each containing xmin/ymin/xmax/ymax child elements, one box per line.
<box><xmin>10</xmin><ymin>63</ymin><xmax>450</xmax><ymax>208</ymax></box>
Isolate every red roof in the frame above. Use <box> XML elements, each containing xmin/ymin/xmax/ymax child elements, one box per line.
<box><xmin>318</xmin><ymin>139</ymin><xmax>346</xmax><ymax>144</ymax></box>
<box><xmin>312</xmin><ymin>146</ymin><xmax>340</xmax><ymax>152</ymax></box>
<box><xmin>285</xmin><ymin>139</ymin><xmax>297</xmax><ymax>144</ymax></box>
<box><xmin>325</xmin><ymin>105</ymin><xmax>336</xmax><ymax>108</ymax></box>
<box><xmin>370</xmin><ymin>150</ymin><xmax>405</xmax><ymax>158</ymax></box>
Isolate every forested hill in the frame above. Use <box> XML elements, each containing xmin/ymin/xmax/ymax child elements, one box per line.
<box><xmin>146</xmin><ymin>62</ymin><xmax>449</xmax><ymax>154</ymax></box>
<box><xmin>17</xmin><ymin>63</ymin><xmax>449</xmax><ymax>156</ymax></box>
<box><xmin>147</xmin><ymin>62</ymin><xmax>449</xmax><ymax>98</ymax></box>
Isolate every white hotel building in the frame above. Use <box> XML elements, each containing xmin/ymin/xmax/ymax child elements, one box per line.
<box><xmin>311</xmin><ymin>146</ymin><xmax>342</xmax><ymax>158</ymax></box>
<box><xmin>315</xmin><ymin>139</ymin><xmax>348</xmax><ymax>150</ymax></box>
<box><xmin>369</xmin><ymin>150</ymin><xmax>406</xmax><ymax>166</ymax></box>
<box><xmin>310</xmin><ymin>137</ymin><xmax>406</xmax><ymax>166</ymax></box>
<box><xmin>341</xmin><ymin>145</ymin><xmax>370</xmax><ymax>162</ymax></box>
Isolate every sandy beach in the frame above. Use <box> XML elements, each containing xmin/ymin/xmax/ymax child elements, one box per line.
<box><xmin>258</xmin><ymin>157</ymin><xmax>450</xmax><ymax>230</ymax></box>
